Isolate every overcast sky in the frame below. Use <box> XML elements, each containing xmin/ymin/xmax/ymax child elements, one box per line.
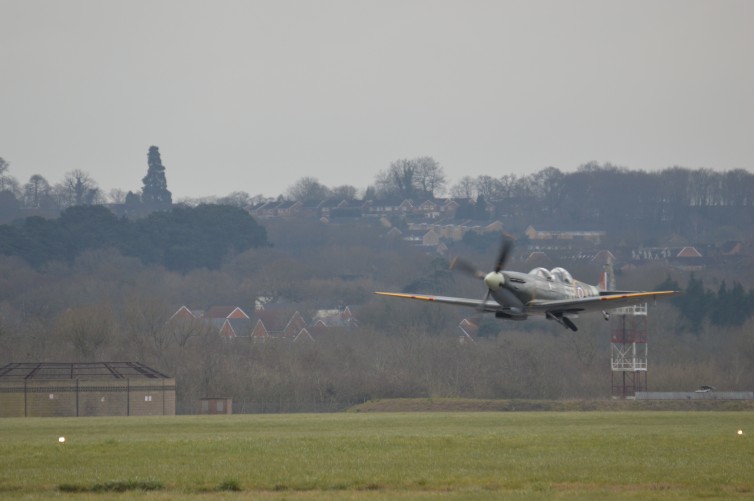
<box><xmin>1</xmin><ymin>0</ymin><xmax>752</xmax><ymax>200</ymax></box>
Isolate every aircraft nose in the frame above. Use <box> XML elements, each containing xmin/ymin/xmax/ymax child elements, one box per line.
<box><xmin>484</xmin><ymin>271</ymin><xmax>504</xmax><ymax>290</ymax></box>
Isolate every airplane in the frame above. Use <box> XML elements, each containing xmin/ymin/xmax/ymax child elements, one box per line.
<box><xmin>375</xmin><ymin>235</ymin><xmax>680</xmax><ymax>331</ymax></box>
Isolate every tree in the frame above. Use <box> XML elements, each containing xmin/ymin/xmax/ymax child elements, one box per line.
<box><xmin>374</xmin><ymin>161</ymin><xmax>411</xmax><ymax>199</ymax></box>
<box><xmin>108</xmin><ymin>188</ymin><xmax>127</xmax><ymax>204</ymax></box>
<box><xmin>375</xmin><ymin>157</ymin><xmax>446</xmax><ymax>200</ymax></box>
<box><xmin>711</xmin><ymin>281</ymin><xmax>751</xmax><ymax>327</ymax></box>
<box><xmin>23</xmin><ymin>175</ymin><xmax>52</xmax><ymax>208</ymax></box>
<box><xmin>286</xmin><ymin>177</ymin><xmax>331</xmax><ymax>202</ymax></box>
<box><xmin>330</xmin><ymin>185</ymin><xmax>358</xmax><ymax>200</ymax></box>
<box><xmin>474</xmin><ymin>175</ymin><xmax>503</xmax><ymax>201</ymax></box>
<box><xmin>677</xmin><ymin>274</ymin><xmax>710</xmax><ymax>331</ymax></box>
<box><xmin>0</xmin><ymin>157</ymin><xmax>21</xmax><ymax>200</ymax></box>
<box><xmin>0</xmin><ymin>158</ymin><xmax>22</xmax><ymax>211</ymax></box>
<box><xmin>55</xmin><ymin>304</ymin><xmax>114</xmax><ymax>360</ymax></box>
<box><xmin>131</xmin><ymin>204</ymin><xmax>269</xmax><ymax>271</ymax></box>
<box><xmin>56</xmin><ymin>169</ymin><xmax>101</xmax><ymax>207</ymax></box>
<box><xmin>218</xmin><ymin>191</ymin><xmax>252</xmax><ymax>208</ymax></box>
<box><xmin>0</xmin><ymin>191</ymin><xmax>19</xmax><ymax>221</ymax></box>
<box><xmin>124</xmin><ymin>191</ymin><xmax>141</xmax><ymax>207</ymax></box>
<box><xmin>58</xmin><ymin>205</ymin><xmax>127</xmax><ymax>260</ymax></box>
<box><xmin>414</xmin><ymin>156</ymin><xmax>446</xmax><ymax>198</ymax></box>
<box><xmin>450</xmin><ymin>176</ymin><xmax>476</xmax><ymax>199</ymax></box>
<box><xmin>141</xmin><ymin>146</ymin><xmax>172</xmax><ymax>205</ymax></box>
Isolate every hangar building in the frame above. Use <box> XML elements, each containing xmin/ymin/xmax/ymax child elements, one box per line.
<box><xmin>0</xmin><ymin>362</ymin><xmax>175</xmax><ymax>417</ymax></box>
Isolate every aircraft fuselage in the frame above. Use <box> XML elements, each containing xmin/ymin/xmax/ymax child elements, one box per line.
<box><xmin>486</xmin><ymin>267</ymin><xmax>601</xmax><ymax>318</ymax></box>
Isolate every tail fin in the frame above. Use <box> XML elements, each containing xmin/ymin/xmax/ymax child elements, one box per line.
<box><xmin>599</xmin><ymin>271</ymin><xmax>608</xmax><ymax>291</ymax></box>
<box><xmin>600</xmin><ymin>261</ymin><xmax>616</xmax><ymax>291</ymax></box>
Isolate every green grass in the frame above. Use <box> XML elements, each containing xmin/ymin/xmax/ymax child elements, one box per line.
<box><xmin>1</xmin><ymin>412</ymin><xmax>753</xmax><ymax>499</ymax></box>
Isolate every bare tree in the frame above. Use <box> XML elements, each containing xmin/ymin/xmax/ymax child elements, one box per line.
<box><xmin>286</xmin><ymin>177</ymin><xmax>331</xmax><ymax>202</ymax></box>
<box><xmin>0</xmin><ymin>158</ymin><xmax>21</xmax><ymax>199</ymax></box>
<box><xmin>331</xmin><ymin>185</ymin><xmax>358</xmax><ymax>200</ymax></box>
<box><xmin>375</xmin><ymin>157</ymin><xmax>446</xmax><ymax>200</ymax></box>
<box><xmin>375</xmin><ymin>159</ymin><xmax>416</xmax><ymax>199</ymax></box>
<box><xmin>55</xmin><ymin>304</ymin><xmax>114</xmax><ymax>360</ymax></box>
<box><xmin>56</xmin><ymin>169</ymin><xmax>101</xmax><ymax>207</ymax></box>
<box><xmin>23</xmin><ymin>174</ymin><xmax>52</xmax><ymax>208</ymax></box>
<box><xmin>218</xmin><ymin>191</ymin><xmax>252</xmax><ymax>207</ymax></box>
<box><xmin>450</xmin><ymin>176</ymin><xmax>477</xmax><ymax>199</ymax></box>
<box><xmin>108</xmin><ymin>188</ymin><xmax>127</xmax><ymax>204</ymax></box>
<box><xmin>122</xmin><ymin>294</ymin><xmax>174</xmax><ymax>362</ymax></box>
<box><xmin>414</xmin><ymin>156</ymin><xmax>446</xmax><ymax>198</ymax></box>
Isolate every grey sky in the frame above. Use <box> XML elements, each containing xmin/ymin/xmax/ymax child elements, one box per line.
<box><xmin>1</xmin><ymin>0</ymin><xmax>752</xmax><ymax>199</ymax></box>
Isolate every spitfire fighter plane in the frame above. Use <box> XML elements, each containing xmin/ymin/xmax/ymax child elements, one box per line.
<box><xmin>375</xmin><ymin>236</ymin><xmax>679</xmax><ymax>331</ymax></box>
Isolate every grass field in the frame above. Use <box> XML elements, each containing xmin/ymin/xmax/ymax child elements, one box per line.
<box><xmin>1</xmin><ymin>410</ymin><xmax>753</xmax><ymax>499</ymax></box>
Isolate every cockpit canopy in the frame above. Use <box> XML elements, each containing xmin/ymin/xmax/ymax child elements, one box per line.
<box><xmin>550</xmin><ymin>267</ymin><xmax>573</xmax><ymax>284</ymax></box>
<box><xmin>529</xmin><ymin>267</ymin><xmax>553</xmax><ymax>280</ymax></box>
<box><xmin>528</xmin><ymin>267</ymin><xmax>574</xmax><ymax>284</ymax></box>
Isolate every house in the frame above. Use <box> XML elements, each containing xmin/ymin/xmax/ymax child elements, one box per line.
<box><xmin>524</xmin><ymin>251</ymin><xmax>554</xmax><ymax>269</ymax></box>
<box><xmin>440</xmin><ymin>198</ymin><xmax>462</xmax><ymax>218</ymax></box>
<box><xmin>330</xmin><ymin>199</ymin><xmax>371</xmax><ymax>219</ymax></box>
<box><xmin>416</xmin><ymin>200</ymin><xmax>442</xmax><ymax>219</ymax></box>
<box><xmin>629</xmin><ymin>246</ymin><xmax>706</xmax><ymax>270</ymax></box>
<box><xmin>311</xmin><ymin>306</ymin><xmax>358</xmax><ymax>329</ymax></box>
<box><xmin>248</xmin><ymin>200</ymin><xmax>278</xmax><ymax>218</ymax></box>
<box><xmin>169</xmin><ymin>305</ymin><xmax>198</xmax><ymax>321</ymax></box>
<box><xmin>170</xmin><ymin>305</ymin><xmax>359</xmax><ymax>344</ymax></box>
<box><xmin>168</xmin><ymin>305</ymin><xmax>252</xmax><ymax>338</ymax></box>
<box><xmin>590</xmin><ymin>250</ymin><xmax>616</xmax><ymax>266</ymax></box>
<box><xmin>670</xmin><ymin>246</ymin><xmax>706</xmax><ymax>271</ymax></box>
<box><xmin>402</xmin><ymin>220</ymin><xmax>506</xmax><ymax>245</ymax></box>
<box><xmin>676</xmin><ymin>246</ymin><xmax>702</xmax><ymax>258</ymax></box>
<box><xmin>249</xmin><ymin>310</ymin><xmax>321</xmax><ymax>343</ymax></box>
<box><xmin>251</xmin><ymin>318</ymin><xmax>272</xmax><ymax>342</ymax></box>
<box><xmin>364</xmin><ymin>199</ymin><xmax>414</xmax><ymax>217</ymax></box>
<box><xmin>275</xmin><ymin>200</ymin><xmax>303</xmax><ymax>217</ymax></box>
<box><xmin>204</xmin><ymin>306</ymin><xmax>252</xmax><ymax>338</ymax></box>
<box><xmin>525</xmin><ymin>225</ymin><xmax>606</xmax><ymax>244</ymax></box>
<box><xmin>422</xmin><ymin>228</ymin><xmax>442</xmax><ymax>246</ymax></box>
<box><xmin>383</xmin><ymin>227</ymin><xmax>403</xmax><ymax>240</ymax></box>
<box><xmin>299</xmin><ymin>199</ymin><xmax>324</xmax><ymax>218</ymax></box>
<box><xmin>318</xmin><ymin>199</ymin><xmax>346</xmax><ymax>218</ymax></box>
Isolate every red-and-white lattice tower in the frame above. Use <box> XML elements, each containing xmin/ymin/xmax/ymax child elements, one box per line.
<box><xmin>610</xmin><ymin>303</ymin><xmax>648</xmax><ymax>398</ymax></box>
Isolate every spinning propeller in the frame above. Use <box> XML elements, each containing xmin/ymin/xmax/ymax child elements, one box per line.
<box><xmin>450</xmin><ymin>234</ymin><xmax>515</xmax><ymax>309</ymax></box>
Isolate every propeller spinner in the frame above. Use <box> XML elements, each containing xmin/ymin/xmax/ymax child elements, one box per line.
<box><xmin>484</xmin><ymin>271</ymin><xmax>504</xmax><ymax>290</ymax></box>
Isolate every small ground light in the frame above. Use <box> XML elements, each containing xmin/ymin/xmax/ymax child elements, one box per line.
<box><xmin>737</xmin><ymin>430</ymin><xmax>744</xmax><ymax>436</ymax></box>
<box><xmin>58</xmin><ymin>436</ymin><xmax>65</xmax><ymax>443</ymax></box>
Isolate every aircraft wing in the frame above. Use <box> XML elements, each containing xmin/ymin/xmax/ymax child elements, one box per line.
<box><xmin>374</xmin><ymin>292</ymin><xmax>503</xmax><ymax>313</ymax></box>
<box><xmin>525</xmin><ymin>291</ymin><xmax>680</xmax><ymax>315</ymax></box>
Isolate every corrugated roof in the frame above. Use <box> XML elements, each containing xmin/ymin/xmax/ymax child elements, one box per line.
<box><xmin>0</xmin><ymin>362</ymin><xmax>171</xmax><ymax>380</ymax></box>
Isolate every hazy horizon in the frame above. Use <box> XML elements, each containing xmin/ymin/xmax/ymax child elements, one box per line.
<box><xmin>2</xmin><ymin>0</ymin><xmax>753</xmax><ymax>199</ymax></box>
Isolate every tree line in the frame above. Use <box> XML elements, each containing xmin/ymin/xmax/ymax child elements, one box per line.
<box><xmin>5</xmin><ymin>149</ymin><xmax>753</xmax><ymax>245</ymax></box>
<box><xmin>289</xmin><ymin>161</ymin><xmax>754</xmax><ymax>243</ymax></box>
<box><xmin>0</xmin><ymin>146</ymin><xmax>172</xmax><ymax>222</ymax></box>
<box><xmin>383</xmin><ymin>162</ymin><xmax>754</xmax><ymax>241</ymax></box>
<box><xmin>658</xmin><ymin>274</ymin><xmax>754</xmax><ymax>330</ymax></box>
<box><xmin>0</xmin><ymin>204</ymin><xmax>268</xmax><ymax>272</ymax></box>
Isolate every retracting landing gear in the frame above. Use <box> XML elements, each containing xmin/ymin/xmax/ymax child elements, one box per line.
<box><xmin>546</xmin><ymin>311</ymin><xmax>579</xmax><ymax>331</ymax></box>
